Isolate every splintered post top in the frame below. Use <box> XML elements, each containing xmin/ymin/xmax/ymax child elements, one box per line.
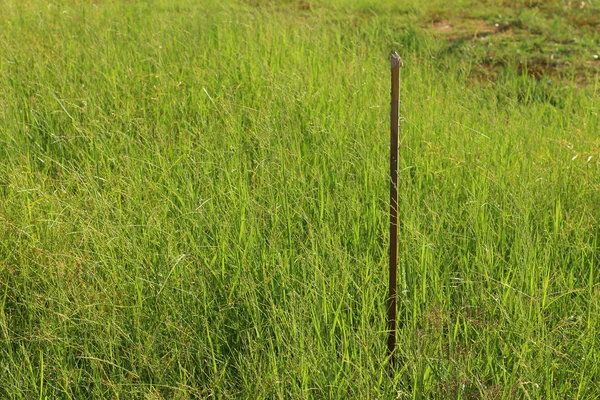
<box><xmin>390</xmin><ymin>51</ymin><xmax>403</xmax><ymax>69</ymax></box>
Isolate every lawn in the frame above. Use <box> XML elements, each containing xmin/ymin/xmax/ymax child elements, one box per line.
<box><xmin>1</xmin><ymin>0</ymin><xmax>599</xmax><ymax>398</ymax></box>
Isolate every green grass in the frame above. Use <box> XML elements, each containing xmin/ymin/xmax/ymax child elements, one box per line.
<box><xmin>1</xmin><ymin>0</ymin><xmax>599</xmax><ymax>398</ymax></box>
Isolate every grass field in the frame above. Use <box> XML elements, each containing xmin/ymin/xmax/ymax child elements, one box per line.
<box><xmin>1</xmin><ymin>0</ymin><xmax>599</xmax><ymax>398</ymax></box>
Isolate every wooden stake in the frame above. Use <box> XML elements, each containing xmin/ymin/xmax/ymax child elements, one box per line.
<box><xmin>388</xmin><ymin>51</ymin><xmax>402</xmax><ymax>368</ymax></box>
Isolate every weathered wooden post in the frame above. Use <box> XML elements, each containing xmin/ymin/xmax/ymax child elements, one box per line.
<box><xmin>388</xmin><ymin>50</ymin><xmax>402</xmax><ymax>368</ymax></box>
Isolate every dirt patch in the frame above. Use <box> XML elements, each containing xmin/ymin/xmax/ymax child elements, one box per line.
<box><xmin>427</xmin><ymin>18</ymin><xmax>511</xmax><ymax>41</ymax></box>
<box><xmin>422</xmin><ymin>14</ymin><xmax>599</xmax><ymax>86</ymax></box>
<box><xmin>432</xmin><ymin>20</ymin><xmax>453</xmax><ymax>33</ymax></box>
<box><xmin>471</xmin><ymin>19</ymin><xmax>500</xmax><ymax>35</ymax></box>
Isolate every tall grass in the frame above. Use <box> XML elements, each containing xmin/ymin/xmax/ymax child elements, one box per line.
<box><xmin>1</xmin><ymin>0</ymin><xmax>599</xmax><ymax>398</ymax></box>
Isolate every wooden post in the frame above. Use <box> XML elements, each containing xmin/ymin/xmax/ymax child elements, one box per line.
<box><xmin>388</xmin><ymin>51</ymin><xmax>402</xmax><ymax>368</ymax></box>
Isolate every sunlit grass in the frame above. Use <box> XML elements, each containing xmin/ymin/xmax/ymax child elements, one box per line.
<box><xmin>1</xmin><ymin>0</ymin><xmax>599</xmax><ymax>398</ymax></box>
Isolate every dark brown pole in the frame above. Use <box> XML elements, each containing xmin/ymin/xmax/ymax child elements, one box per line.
<box><xmin>388</xmin><ymin>51</ymin><xmax>402</xmax><ymax>368</ymax></box>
